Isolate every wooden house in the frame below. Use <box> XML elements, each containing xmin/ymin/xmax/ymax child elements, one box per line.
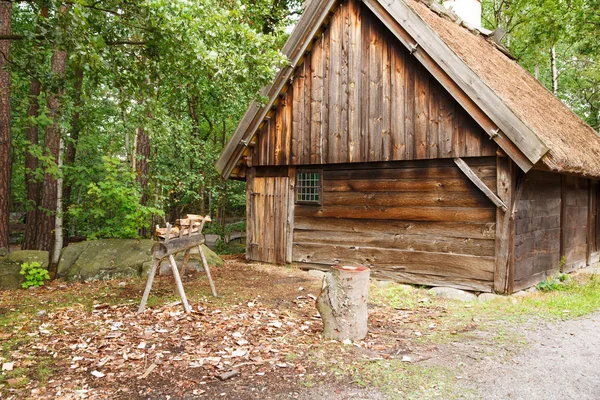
<box><xmin>216</xmin><ymin>0</ymin><xmax>600</xmax><ymax>294</ymax></box>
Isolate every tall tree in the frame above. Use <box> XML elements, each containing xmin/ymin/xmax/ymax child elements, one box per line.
<box><xmin>36</xmin><ymin>4</ymin><xmax>68</xmax><ymax>253</ymax></box>
<box><xmin>0</xmin><ymin>0</ymin><xmax>11</xmax><ymax>254</ymax></box>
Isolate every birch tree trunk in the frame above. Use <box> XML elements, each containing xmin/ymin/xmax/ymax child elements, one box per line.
<box><xmin>551</xmin><ymin>45</ymin><xmax>558</xmax><ymax>96</ymax></box>
<box><xmin>0</xmin><ymin>0</ymin><xmax>11</xmax><ymax>254</ymax></box>
<box><xmin>52</xmin><ymin>138</ymin><xmax>64</xmax><ymax>264</ymax></box>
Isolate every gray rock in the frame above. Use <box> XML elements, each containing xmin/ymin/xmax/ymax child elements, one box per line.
<box><xmin>430</xmin><ymin>287</ymin><xmax>478</xmax><ymax>302</ymax></box>
<box><xmin>57</xmin><ymin>240</ymin><xmax>224</xmax><ymax>282</ymax></box>
<box><xmin>0</xmin><ymin>250</ymin><xmax>49</xmax><ymax>290</ymax></box>
<box><xmin>478</xmin><ymin>293</ymin><xmax>503</xmax><ymax>302</ymax></box>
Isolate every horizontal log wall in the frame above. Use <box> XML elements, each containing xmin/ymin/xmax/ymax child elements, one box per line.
<box><xmin>292</xmin><ymin>158</ymin><xmax>497</xmax><ymax>292</ymax></box>
<box><xmin>252</xmin><ymin>0</ymin><xmax>496</xmax><ymax>167</ymax></box>
<box><xmin>513</xmin><ymin>171</ymin><xmax>562</xmax><ymax>292</ymax></box>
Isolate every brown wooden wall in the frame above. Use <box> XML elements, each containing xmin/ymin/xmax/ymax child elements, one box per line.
<box><xmin>291</xmin><ymin>158</ymin><xmax>497</xmax><ymax>292</ymax></box>
<box><xmin>513</xmin><ymin>171</ymin><xmax>562</xmax><ymax>292</ymax></box>
<box><xmin>252</xmin><ymin>0</ymin><xmax>496</xmax><ymax>167</ymax></box>
<box><xmin>562</xmin><ymin>176</ymin><xmax>590</xmax><ymax>271</ymax></box>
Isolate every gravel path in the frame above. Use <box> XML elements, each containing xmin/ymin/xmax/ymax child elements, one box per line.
<box><xmin>469</xmin><ymin>312</ymin><xmax>600</xmax><ymax>400</ymax></box>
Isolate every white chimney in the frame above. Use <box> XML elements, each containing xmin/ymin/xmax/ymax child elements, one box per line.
<box><xmin>443</xmin><ymin>0</ymin><xmax>482</xmax><ymax>28</ymax></box>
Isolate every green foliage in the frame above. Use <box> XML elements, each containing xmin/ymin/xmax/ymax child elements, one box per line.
<box><xmin>69</xmin><ymin>157</ymin><xmax>163</xmax><ymax>239</ymax></box>
<box><xmin>536</xmin><ymin>274</ymin><xmax>569</xmax><ymax>292</ymax></box>
<box><xmin>19</xmin><ymin>262</ymin><xmax>50</xmax><ymax>289</ymax></box>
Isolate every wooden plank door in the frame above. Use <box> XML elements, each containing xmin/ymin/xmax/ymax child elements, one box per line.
<box><xmin>246</xmin><ymin>173</ymin><xmax>292</xmax><ymax>264</ymax></box>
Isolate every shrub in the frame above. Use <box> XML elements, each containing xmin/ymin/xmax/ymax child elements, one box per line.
<box><xmin>20</xmin><ymin>262</ymin><xmax>50</xmax><ymax>289</ymax></box>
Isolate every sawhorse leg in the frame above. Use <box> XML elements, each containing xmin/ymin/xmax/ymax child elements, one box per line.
<box><xmin>198</xmin><ymin>245</ymin><xmax>218</xmax><ymax>297</ymax></box>
<box><xmin>169</xmin><ymin>255</ymin><xmax>192</xmax><ymax>313</ymax></box>
<box><xmin>138</xmin><ymin>257</ymin><xmax>159</xmax><ymax>313</ymax></box>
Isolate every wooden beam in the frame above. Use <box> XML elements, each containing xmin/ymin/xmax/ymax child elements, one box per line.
<box><xmin>454</xmin><ymin>158</ymin><xmax>508</xmax><ymax>212</ymax></box>
<box><xmin>587</xmin><ymin>179</ymin><xmax>593</xmax><ymax>266</ymax></box>
<box><xmin>494</xmin><ymin>156</ymin><xmax>512</xmax><ymax>293</ymax></box>
<box><xmin>367</xmin><ymin>0</ymin><xmax>548</xmax><ymax>168</ymax></box>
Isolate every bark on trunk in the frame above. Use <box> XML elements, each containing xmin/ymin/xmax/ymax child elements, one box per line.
<box><xmin>63</xmin><ymin>67</ymin><xmax>83</xmax><ymax>213</ymax></box>
<box><xmin>52</xmin><ymin>138</ymin><xmax>64</xmax><ymax>264</ymax></box>
<box><xmin>136</xmin><ymin>126</ymin><xmax>150</xmax><ymax>237</ymax></box>
<box><xmin>36</xmin><ymin>48</ymin><xmax>67</xmax><ymax>252</ymax></box>
<box><xmin>551</xmin><ymin>45</ymin><xmax>558</xmax><ymax>96</ymax></box>
<box><xmin>316</xmin><ymin>265</ymin><xmax>371</xmax><ymax>341</ymax></box>
<box><xmin>0</xmin><ymin>0</ymin><xmax>12</xmax><ymax>253</ymax></box>
<box><xmin>22</xmin><ymin>79</ymin><xmax>42</xmax><ymax>249</ymax></box>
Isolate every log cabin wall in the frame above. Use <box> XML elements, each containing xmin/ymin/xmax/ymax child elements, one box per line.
<box><xmin>292</xmin><ymin>158</ymin><xmax>497</xmax><ymax>292</ymax></box>
<box><xmin>513</xmin><ymin>171</ymin><xmax>562</xmax><ymax>292</ymax></box>
<box><xmin>251</xmin><ymin>0</ymin><xmax>496</xmax><ymax>168</ymax></box>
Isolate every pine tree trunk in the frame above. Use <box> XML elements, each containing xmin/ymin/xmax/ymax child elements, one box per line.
<box><xmin>0</xmin><ymin>0</ymin><xmax>11</xmax><ymax>254</ymax></box>
<box><xmin>22</xmin><ymin>79</ymin><xmax>42</xmax><ymax>250</ymax></box>
<box><xmin>37</xmin><ymin>48</ymin><xmax>67</xmax><ymax>253</ymax></box>
<box><xmin>62</xmin><ymin>66</ymin><xmax>83</xmax><ymax>242</ymax></box>
<box><xmin>135</xmin><ymin>126</ymin><xmax>150</xmax><ymax>236</ymax></box>
<box><xmin>316</xmin><ymin>265</ymin><xmax>371</xmax><ymax>341</ymax></box>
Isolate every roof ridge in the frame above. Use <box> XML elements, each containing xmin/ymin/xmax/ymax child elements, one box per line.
<box><xmin>418</xmin><ymin>0</ymin><xmax>515</xmax><ymax>60</ymax></box>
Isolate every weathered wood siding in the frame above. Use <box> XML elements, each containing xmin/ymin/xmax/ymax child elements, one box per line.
<box><xmin>292</xmin><ymin>158</ymin><xmax>497</xmax><ymax>292</ymax></box>
<box><xmin>252</xmin><ymin>0</ymin><xmax>496</xmax><ymax>167</ymax></box>
<box><xmin>246</xmin><ymin>170</ymin><xmax>293</xmax><ymax>264</ymax></box>
<box><xmin>513</xmin><ymin>171</ymin><xmax>561</xmax><ymax>292</ymax></box>
<box><xmin>562</xmin><ymin>176</ymin><xmax>589</xmax><ymax>271</ymax></box>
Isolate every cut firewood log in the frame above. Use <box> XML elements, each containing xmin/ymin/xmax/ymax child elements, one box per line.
<box><xmin>316</xmin><ymin>265</ymin><xmax>371</xmax><ymax>341</ymax></box>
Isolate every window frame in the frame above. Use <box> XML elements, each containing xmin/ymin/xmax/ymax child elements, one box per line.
<box><xmin>295</xmin><ymin>169</ymin><xmax>323</xmax><ymax>205</ymax></box>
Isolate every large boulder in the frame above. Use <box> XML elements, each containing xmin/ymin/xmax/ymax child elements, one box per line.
<box><xmin>58</xmin><ymin>239</ymin><xmax>224</xmax><ymax>282</ymax></box>
<box><xmin>0</xmin><ymin>251</ymin><xmax>49</xmax><ymax>290</ymax></box>
<box><xmin>57</xmin><ymin>239</ymin><xmax>154</xmax><ymax>282</ymax></box>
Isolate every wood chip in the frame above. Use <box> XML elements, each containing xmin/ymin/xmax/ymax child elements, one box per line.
<box><xmin>138</xmin><ymin>363</ymin><xmax>157</xmax><ymax>379</ymax></box>
<box><xmin>217</xmin><ymin>370</ymin><xmax>240</xmax><ymax>381</ymax></box>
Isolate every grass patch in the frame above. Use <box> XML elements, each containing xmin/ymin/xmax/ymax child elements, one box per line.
<box><xmin>345</xmin><ymin>359</ymin><xmax>475</xmax><ymax>399</ymax></box>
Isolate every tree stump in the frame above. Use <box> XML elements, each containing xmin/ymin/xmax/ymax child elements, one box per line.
<box><xmin>316</xmin><ymin>265</ymin><xmax>370</xmax><ymax>341</ymax></box>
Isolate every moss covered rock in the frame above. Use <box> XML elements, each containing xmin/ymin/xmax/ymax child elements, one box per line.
<box><xmin>0</xmin><ymin>251</ymin><xmax>49</xmax><ymax>290</ymax></box>
<box><xmin>57</xmin><ymin>239</ymin><xmax>154</xmax><ymax>282</ymax></box>
<box><xmin>58</xmin><ymin>239</ymin><xmax>224</xmax><ymax>282</ymax></box>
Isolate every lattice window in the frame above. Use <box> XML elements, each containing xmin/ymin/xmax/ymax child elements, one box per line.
<box><xmin>296</xmin><ymin>171</ymin><xmax>322</xmax><ymax>204</ymax></box>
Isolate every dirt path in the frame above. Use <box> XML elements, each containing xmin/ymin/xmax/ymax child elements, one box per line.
<box><xmin>445</xmin><ymin>312</ymin><xmax>600</xmax><ymax>400</ymax></box>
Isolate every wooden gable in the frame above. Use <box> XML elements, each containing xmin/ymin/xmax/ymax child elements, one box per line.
<box><xmin>250</xmin><ymin>0</ymin><xmax>496</xmax><ymax>168</ymax></box>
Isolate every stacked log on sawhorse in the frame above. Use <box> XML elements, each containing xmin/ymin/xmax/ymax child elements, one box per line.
<box><xmin>138</xmin><ymin>215</ymin><xmax>217</xmax><ymax>314</ymax></box>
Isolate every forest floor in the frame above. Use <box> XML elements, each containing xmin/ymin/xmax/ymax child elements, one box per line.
<box><xmin>1</xmin><ymin>256</ymin><xmax>600</xmax><ymax>399</ymax></box>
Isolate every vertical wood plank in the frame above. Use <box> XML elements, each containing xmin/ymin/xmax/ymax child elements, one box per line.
<box><xmin>340</xmin><ymin>2</ymin><xmax>350</xmax><ymax>164</ymax></box>
<box><xmin>310</xmin><ymin>36</ymin><xmax>324</xmax><ymax>164</ymax></box>
<box><xmin>560</xmin><ymin>174</ymin><xmax>566</xmax><ymax>262</ymax></box>
<box><xmin>360</xmin><ymin>10</ymin><xmax>371</xmax><ymax>162</ymax></box>
<box><xmin>391</xmin><ymin>45</ymin><xmax>406</xmax><ymax>160</ymax></box>
<box><xmin>428</xmin><ymin>79</ymin><xmax>440</xmax><ymax>159</ymax></box>
<box><xmin>368</xmin><ymin>20</ymin><xmax>382</xmax><ymax>162</ymax></box>
<box><xmin>329</xmin><ymin>10</ymin><xmax>342</xmax><ymax>164</ymax></box>
<box><xmin>348</xmin><ymin>0</ymin><xmax>361</xmax><ymax>163</ymax></box>
<box><xmin>404</xmin><ymin>56</ymin><xmax>415</xmax><ymax>159</ymax></box>
<box><xmin>587</xmin><ymin>179</ymin><xmax>593</xmax><ymax>266</ymax></box>
<box><xmin>274</xmin><ymin>102</ymin><xmax>284</xmax><ymax>165</ymax></box>
<box><xmin>453</xmin><ymin>111</ymin><xmax>466</xmax><ymax>158</ymax></box>
<box><xmin>381</xmin><ymin>31</ymin><xmax>392</xmax><ymax>162</ymax></box>
<box><xmin>414</xmin><ymin>71</ymin><xmax>429</xmax><ymax>159</ymax></box>
<box><xmin>439</xmin><ymin>90</ymin><xmax>454</xmax><ymax>158</ymax></box>
<box><xmin>286</xmin><ymin>167</ymin><xmax>296</xmax><ymax>264</ymax></box>
<box><xmin>322</xmin><ymin>24</ymin><xmax>331</xmax><ymax>164</ymax></box>
<box><xmin>494</xmin><ymin>155</ymin><xmax>512</xmax><ymax>293</ymax></box>
<box><xmin>291</xmin><ymin>67</ymin><xmax>304</xmax><ymax>165</ymax></box>
<box><xmin>283</xmin><ymin>90</ymin><xmax>293</xmax><ymax>165</ymax></box>
<box><xmin>246</xmin><ymin>168</ymin><xmax>255</xmax><ymax>259</ymax></box>
<box><xmin>302</xmin><ymin>58</ymin><xmax>312</xmax><ymax>165</ymax></box>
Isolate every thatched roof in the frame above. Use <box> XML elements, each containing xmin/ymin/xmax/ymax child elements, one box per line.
<box><xmin>217</xmin><ymin>0</ymin><xmax>600</xmax><ymax>179</ymax></box>
<box><xmin>407</xmin><ymin>0</ymin><xmax>600</xmax><ymax>178</ymax></box>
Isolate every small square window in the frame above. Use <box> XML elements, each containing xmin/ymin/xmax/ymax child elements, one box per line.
<box><xmin>296</xmin><ymin>171</ymin><xmax>322</xmax><ymax>204</ymax></box>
